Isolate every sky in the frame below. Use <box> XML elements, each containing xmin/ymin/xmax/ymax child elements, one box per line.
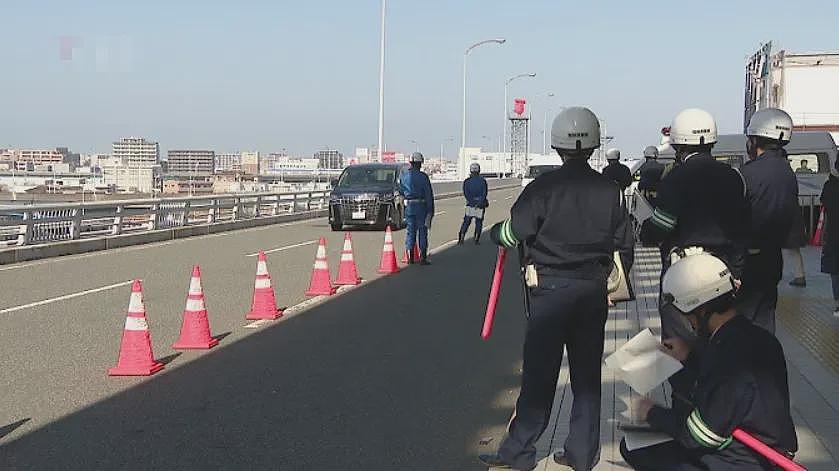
<box><xmin>0</xmin><ymin>0</ymin><xmax>836</xmax><ymax>159</ymax></box>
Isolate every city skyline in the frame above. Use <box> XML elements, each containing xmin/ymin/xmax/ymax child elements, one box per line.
<box><xmin>1</xmin><ymin>1</ymin><xmax>836</xmax><ymax>157</ymax></box>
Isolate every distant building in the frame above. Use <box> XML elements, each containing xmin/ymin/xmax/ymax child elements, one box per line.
<box><xmin>355</xmin><ymin>147</ymin><xmax>373</xmax><ymax>164</ymax></box>
<box><xmin>315</xmin><ymin>149</ymin><xmax>343</xmax><ymax>169</ymax></box>
<box><xmin>259</xmin><ymin>152</ymin><xmax>288</xmax><ymax>175</ymax></box>
<box><xmin>215</xmin><ymin>152</ymin><xmax>241</xmax><ymax>172</ymax></box>
<box><xmin>100</xmin><ymin>159</ymin><xmax>157</xmax><ymax>193</ymax></box>
<box><xmin>112</xmin><ymin>137</ymin><xmax>159</xmax><ymax>168</ymax></box>
<box><xmin>241</xmin><ymin>151</ymin><xmax>260</xmax><ymax>175</ymax></box>
<box><xmin>167</xmin><ymin>149</ymin><xmax>215</xmax><ymax>176</ymax></box>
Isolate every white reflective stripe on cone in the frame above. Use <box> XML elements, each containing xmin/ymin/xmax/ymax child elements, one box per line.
<box><xmin>343</xmin><ymin>240</ymin><xmax>352</xmax><ymax>251</ymax></box>
<box><xmin>314</xmin><ymin>260</ymin><xmax>329</xmax><ymax>270</ymax></box>
<box><xmin>188</xmin><ymin>277</ymin><xmax>202</xmax><ymax>294</ymax></box>
<box><xmin>341</xmin><ymin>253</ymin><xmax>354</xmax><ymax>261</ymax></box>
<box><xmin>254</xmin><ymin>277</ymin><xmax>272</xmax><ymax>289</ymax></box>
<box><xmin>185</xmin><ymin>297</ymin><xmax>205</xmax><ymax>311</ymax></box>
<box><xmin>124</xmin><ymin>316</ymin><xmax>149</xmax><ymax>331</ymax></box>
<box><xmin>316</xmin><ymin>245</ymin><xmax>327</xmax><ymax>258</ymax></box>
<box><xmin>256</xmin><ymin>261</ymin><xmax>268</xmax><ymax>276</ymax></box>
<box><xmin>383</xmin><ymin>246</ymin><xmax>394</xmax><ymax>253</ymax></box>
<box><xmin>127</xmin><ymin>292</ymin><xmax>145</xmax><ymax>314</ymax></box>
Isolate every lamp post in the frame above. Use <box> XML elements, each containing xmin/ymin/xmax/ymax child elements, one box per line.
<box><xmin>440</xmin><ymin>136</ymin><xmax>454</xmax><ymax>175</ymax></box>
<box><xmin>461</xmin><ymin>38</ymin><xmax>506</xmax><ymax>160</ymax></box>
<box><xmin>503</xmin><ymin>73</ymin><xmax>536</xmax><ymax>156</ymax></box>
<box><xmin>376</xmin><ymin>0</ymin><xmax>387</xmax><ymax>163</ymax></box>
<box><xmin>409</xmin><ymin>140</ymin><xmax>420</xmax><ymax>152</ymax></box>
<box><xmin>542</xmin><ymin>92</ymin><xmax>555</xmax><ymax>155</ymax></box>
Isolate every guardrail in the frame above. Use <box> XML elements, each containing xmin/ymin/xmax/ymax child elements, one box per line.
<box><xmin>0</xmin><ymin>191</ymin><xmax>329</xmax><ymax>248</ymax></box>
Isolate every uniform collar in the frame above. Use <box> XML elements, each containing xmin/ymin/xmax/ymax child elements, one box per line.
<box><xmin>684</xmin><ymin>151</ymin><xmax>711</xmax><ymax>162</ymax></box>
<box><xmin>709</xmin><ymin>315</ymin><xmax>749</xmax><ymax>343</ymax></box>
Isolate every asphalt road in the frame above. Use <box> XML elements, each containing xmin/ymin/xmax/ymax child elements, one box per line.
<box><xmin>0</xmin><ymin>186</ymin><xmax>528</xmax><ymax>470</ymax></box>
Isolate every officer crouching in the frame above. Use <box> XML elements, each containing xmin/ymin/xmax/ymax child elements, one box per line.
<box><xmin>621</xmin><ymin>252</ymin><xmax>797</xmax><ymax>470</ymax></box>
<box><xmin>479</xmin><ymin>107</ymin><xmax>634</xmax><ymax>471</ymax></box>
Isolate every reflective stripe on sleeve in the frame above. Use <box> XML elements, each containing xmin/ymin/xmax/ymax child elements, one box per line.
<box><xmin>651</xmin><ymin>208</ymin><xmax>677</xmax><ymax>231</ymax></box>
<box><xmin>687</xmin><ymin>409</ymin><xmax>733</xmax><ymax>450</ymax></box>
<box><xmin>498</xmin><ymin>219</ymin><xmax>519</xmax><ymax>248</ymax></box>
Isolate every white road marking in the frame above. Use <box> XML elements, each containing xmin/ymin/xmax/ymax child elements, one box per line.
<box><xmin>505</xmin><ymin>195</ymin><xmax>514</xmax><ymax>200</ymax></box>
<box><xmin>435</xmin><ymin>210</ymin><xmax>447</xmax><ymax>216</ymax></box>
<box><xmin>245</xmin><ymin>240</ymin><xmax>318</xmax><ymax>257</ymax></box>
<box><xmin>243</xmin><ymin>284</ymin><xmax>358</xmax><ymax>329</ymax></box>
<box><xmin>430</xmin><ymin>239</ymin><xmax>460</xmax><ymax>255</ymax></box>
<box><xmin>0</xmin><ymin>280</ymin><xmax>134</xmax><ymax>314</ymax></box>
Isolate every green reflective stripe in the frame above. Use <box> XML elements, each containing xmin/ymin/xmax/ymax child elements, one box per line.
<box><xmin>651</xmin><ymin>208</ymin><xmax>676</xmax><ymax>231</ymax></box>
<box><xmin>498</xmin><ymin>219</ymin><xmax>519</xmax><ymax>247</ymax></box>
<box><xmin>687</xmin><ymin>410</ymin><xmax>731</xmax><ymax>450</ymax></box>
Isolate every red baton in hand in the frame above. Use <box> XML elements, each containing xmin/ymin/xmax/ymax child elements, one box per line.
<box><xmin>481</xmin><ymin>247</ymin><xmax>507</xmax><ymax>339</ymax></box>
<box><xmin>732</xmin><ymin>429</ymin><xmax>805</xmax><ymax>471</ymax></box>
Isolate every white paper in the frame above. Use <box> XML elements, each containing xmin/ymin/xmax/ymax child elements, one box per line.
<box><xmin>623</xmin><ymin>430</ymin><xmax>674</xmax><ymax>451</ymax></box>
<box><xmin>605</xmin><ymin>329</ymin><xmax>683</xmax><ymax>395</ymax></box>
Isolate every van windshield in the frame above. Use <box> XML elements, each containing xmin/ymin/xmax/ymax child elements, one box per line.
<box><xmin>337</xmin><ymin>167</ymin><xmax>397</xmax><ymax>188</ymax></box>
<box><xmin>527</xmin><ymin>165</ymin><xmax>562</xmax><ymax>179</ymax></box>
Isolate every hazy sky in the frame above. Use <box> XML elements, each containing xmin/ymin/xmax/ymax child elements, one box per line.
<box><xmin>1</xmin><ymin>0</ymin><xmax>836</xmax><ymax>158</ymax></box>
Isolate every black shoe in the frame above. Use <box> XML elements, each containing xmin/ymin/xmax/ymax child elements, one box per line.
<box><xmin>789</xmin><ymin>277</ymin><xmax>806</xmax><ymax>287</ymax></box>
<box><xmin>552</xmin><ymin>452</ymin><xmax>573</xmax><ymax>468</ymax></box>
<box><xmin>474</xmin><ymin>237</ymin><xmax>481</xmax><ymax>245</ymax></box>
<box><xmin>457</xmin><ymin>235</ymin><xmax>465</xmax><ymax>245</ymax></box>
<box><xmin>477</xmin><ymin>454</ymin><xmax>533</xmax><ymax>470</ymax></box>
<box><xmin>420</xmin><ymin>258</ymin><xmax>431</xmax><ymax>266</ymax></box>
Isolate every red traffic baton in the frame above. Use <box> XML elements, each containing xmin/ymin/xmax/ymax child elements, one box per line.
<box><xmin>733</xmin><ymin>429</ymin><xmax>806</xmax><ymax>471</ymax></box>
<box><xmin>481</xmin><ymin>247</ymin><xmax>507</xmax><ymax>340</ymax></box>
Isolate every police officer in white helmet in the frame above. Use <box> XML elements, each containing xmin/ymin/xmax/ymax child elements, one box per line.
<box><xmin>639</xmin><ymin>108</ymin><xmax>749</xmax><ymax>403</ymax></box>
<box><xmin>602</xmin><ymin>148</ymin><xmax>633</xmax><ymax>190</ymax></box>
<box><xmin>400</xmin><ymin>152</ymin><xmax>435</xmax><ymax>264</ymax></box>
<box><xmin>481</xmin><ymin>107</ymin><xmax>634</xmax><ymax>471</ymax></box>
<box><xmin>738</xmin><ymin>108</ymin><xmax>800</xmax><ymax>333</ymax></box>
<box><xmin>638</xmin><ymin>145</ymin><xmax>665</xmax><ymax>206</ymax></box>
<box><xmin>620</xmin><ymin>252</ymin><xmax>797</xmax><ymax>470</ymax></box>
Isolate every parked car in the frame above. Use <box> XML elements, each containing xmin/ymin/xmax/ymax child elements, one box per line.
<box><xmin>328</xmin><ymin>163</ymin><xmax>406</xmax><ymax>231</ymax></box>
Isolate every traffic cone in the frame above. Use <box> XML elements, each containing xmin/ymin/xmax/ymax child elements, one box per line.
<box><xmin>810</xmin><ymin>207</ymin><xmax>825</xmax><ymax>246</ymax></box>
<box><xmin>173</xmin><ymin>266</ymin><xmax>219</xmax><ymax>350</ymax></box>
<box><xmin>305</xmin><ymin>237</ymin><xmax>337</xmax><ymax>296</ymax></box>
<box><xmin>335</xmin><ymin>232</ymin><xmax>361</xmax><ymax>286</ymax></box>
<box><xmin>108</xmin><ymin>280</ymin><xmax>164</xmax><ymax>376</ymax></box>
<box><xmin>246</xmin><ymin>251</ymin><xmax>283</xmax><ymax>320</ymax></box>
<box><xmin>378</xmin><ymin>225</ymin><xmax>400</xmax><ymax>274</ymax></box>
<box><xmin>401</xmin><ymin>242</ymin><xmax>421</xmax><ymax>264</ymax></box>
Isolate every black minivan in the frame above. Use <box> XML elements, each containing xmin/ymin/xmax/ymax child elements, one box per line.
<box><xmin>328</xmin><ymin>163</ymin><xmax>406</xmax><ymax>231</ymax></box>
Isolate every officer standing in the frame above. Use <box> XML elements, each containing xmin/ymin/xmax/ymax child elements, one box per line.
<box><xmin>637</xmin><ymin>146</ymin><xmax>665</xmax><ymax>206</ymax></box>
<box><xmin>479</xmin><ymin>107</ymin><xmax>634</xmax><ymax>471</ymax></box>
<box><xmin>601</xmin><ymin>148</ymin><xmax>633</xmax><ymax>190</ymax></box>
<box><xmin>400</xmin><ymin>152</ymin><xmax>435</xmax><ymax>265</ymax></box>
<box><xmin>640</xmin><ymin>108</ymin><xmax>749</xmax><ymax>352</ymax></box>
<box><xmin>621</xmin><ymin>252</ymin><xmax>798</xmax><ymax>470</ymax></box>
<box><xmin>738</xmin><ymin>108</ymin><xmax>799</xmax><ymax>333</ymax></box>
<box><xmin>458</xmin><ymin>162</ymin><xmax>489</xmax><ymax>245</ymax></box>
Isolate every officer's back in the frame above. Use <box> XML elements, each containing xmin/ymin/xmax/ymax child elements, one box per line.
<box><xmin>638</xmin><ymin>159</ymin><xmax>665</xmax><ymax>192</ymax></box>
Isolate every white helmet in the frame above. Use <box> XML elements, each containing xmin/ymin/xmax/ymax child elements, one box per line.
<box><xmin>409</xmin><ymin>152</ymin><xmax>424</xmax><ymax>163</ymax></box>
<box><xmin>747</xmin><ymin>108</ymin><xmax>793</xmax><ymax>144</ymax></box>
<box><xmin>669</xmin><ymin>108</ymin><xmax>718</xmax><ymax>146</ymax></box>
<box><xmin>469</xmin><ymin>163</ymin><xmax>481</xmax><ymax>174</ymax></box>
<box><xmin>551</xmin><ymin>107</ymin><xmax>601</xmax><ymax>151</ymax></box>
<box><xmin>643</xmin><ymin>146</ymin><xmax>659</xmax><ymax>159</ymax></box>
<box><xmin>605</xmin><ymin>148</ymin><xmax>620</xmax><ymax>160</ymax></box>
<box><xmin>661</xmin><ymin>252</ymin><xmax>735</xmax><ymax>314</ymax></box>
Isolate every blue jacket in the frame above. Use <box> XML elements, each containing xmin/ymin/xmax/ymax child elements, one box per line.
<box><xmin>401</xmin><ymin>167</ymin><xmax>434</xmax><ymax>216</ymax></box>
<box><xmin>463</xmin><ymin>175</ymin><xmax>488</xmax><ymax>207</ymax></box>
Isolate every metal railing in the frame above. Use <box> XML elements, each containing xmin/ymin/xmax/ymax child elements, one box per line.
<box><xmin>0</xmin><ymin>191</ymin><xmax>329</xmax><ymax>248</ymax></box>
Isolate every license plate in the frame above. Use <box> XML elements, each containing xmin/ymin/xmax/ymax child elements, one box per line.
<box><xmin>351</xmin><ymin>211</ymin><xmax>366</xmax><ymax>220</ymax></box>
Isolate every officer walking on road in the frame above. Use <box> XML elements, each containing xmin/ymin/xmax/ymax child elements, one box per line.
<box><xmin>400</xmin><ymin>152</ymin><xmax>435</xmax><ymax>265</ymax></box>
<box><xmin>458</xmin><ymin>162</ymin><xmax>489</xmax><ymax>245</ymax></box>
<box><xmin>637</xmin><ymin>146</ymin><xmax>665</xmax><ymax>206</ymax></box>
<box><xmin>480</xmin><ymin>107</ymin><xmax>635</xmax><ymax>471</ymax></box>
<box><xmin>621</xmin><ymin>252</ymin><xmax>798</xmax><ymax>470</ymax></box>
<box><xmin>602</xmin><ymin>148</ymin><xmax>633</xmax><ymax>191</ymax></box>
<box><xmin>738</xmin><ymin>108</ymin><xmax>799</xmax><ymax>333</ymax></box>
<box><xmin>639</xmin><ymin>108</ymin><xmax>749</xmax><ymax>355</ymax></box>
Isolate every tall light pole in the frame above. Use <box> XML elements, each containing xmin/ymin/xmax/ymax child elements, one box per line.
<box><xmin>376</xmin><ymin>0</ymin><xmax>387</xmax><ymax>162</ymax></box>
<box><xmin>461</xmin><ymin>38</ymin><xmax>506</xmax><ymax>161</ymax></box>
<box><xmin>409</xmin><ymin>140</ymin><xmax>420</xmax><ymax>152</ymax></box>
<box><xmin>440</xmin><ymin>136</ymin><xmax>454</xmax><ymax>175</ymax></box>
<box><xmin>542</xmin><ymin>92</ymin><xmax>555</xmax><ymax>155</ymax></box>
<box><xmin>502</xmin><ymin>73</ymin><xmax>536</xmax><ymax>155</ymax></box>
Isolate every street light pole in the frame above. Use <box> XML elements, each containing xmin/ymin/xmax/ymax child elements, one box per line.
<box><xmin>377</xmin><ymin>0</ymin><xmax>387</xmax><ymax>162</ymax></box>
<box><xmin>410</xmin><ymin>140</ymin><xmax>420</xmax><ymax>152</ymax></box>
<box><xmin>461</xmin><ymin>38</ymin><xmax>506</xmax><ymax>162</ymax></box>
<box><xmin>502</xmin><ymin>73</ymin><xmax>536</xmax><ymax>156</ymax></box>
<box><xmin>542</xmin><ymin>92</ymin><xmax>555</xmax><ymax>155</ymax></box>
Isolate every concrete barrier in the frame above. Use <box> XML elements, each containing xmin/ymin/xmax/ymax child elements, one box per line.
<box><xmin>0</xmin><ymin>183</ymin><xmax>518</xmax><ymax>265</ymax></box>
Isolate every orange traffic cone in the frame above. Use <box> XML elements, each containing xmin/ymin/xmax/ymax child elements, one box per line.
<box><xmin>246</xmin><ymin>251</ymin><xmax>283</xmax><ymax>320</ymax></box>
<box><xmin>108</xmin><ymin>280</ymin><xmax>164</xmax><ymax>376</ymax></box>
<box><xmin>335</xmin><ymin>233</ymin><xmax>361</xmax><ymax>286</ymax></box>
<box><xmin>401</xmin><ymin>242</ymin><xmax>421</xmax><ymax>264</ymax></box>
<box><xmin>810</xmin><ymin>207</ymin><xmax>825</xmax><ymax>246</ymax></box>
<box><xmin>306</xmin><ymin>237</ymin><xmax>337</xmax><ymax>296</ymax></box>
<box><xmin>173</xmin><ymin>266</ymin><xmax>219</xmax><ymax>350</ymax></box>
<box><xmin>378</xmin><ymin>225</ymin><xmax>400</xmax><ymax>274</ymax></box>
